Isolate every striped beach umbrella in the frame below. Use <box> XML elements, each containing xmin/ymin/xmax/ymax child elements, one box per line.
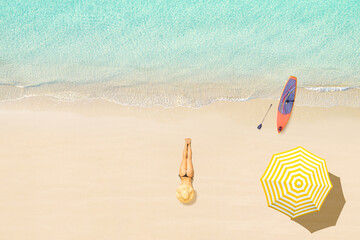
<box><xmin>261</xmin><ymin>146</ymin><xmax>332</xmax><ymax>219</ymax></box>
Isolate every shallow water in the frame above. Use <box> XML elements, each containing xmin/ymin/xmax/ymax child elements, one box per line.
<box><xmin>1</xmin><ymin>0</ymin><xmax>359</xmax><ymax>107</ymax></box>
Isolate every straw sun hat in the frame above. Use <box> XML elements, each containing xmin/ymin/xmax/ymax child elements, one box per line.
<box><xmin>176</xmin><ymin>184</ymin><xmax>194</xmax><ymax>203</ymax></box>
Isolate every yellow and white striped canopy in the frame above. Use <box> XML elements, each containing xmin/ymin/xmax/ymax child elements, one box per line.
<box><xmin>261</xmin><ymin>146</ymin><xmax>332</xmax><ymax>219</ymax></box>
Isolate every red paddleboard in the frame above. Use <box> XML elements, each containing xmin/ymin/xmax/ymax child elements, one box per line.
<box><xmin>277</xmin><ymin>76</ymin><xmax>297</xmax><ymax>133</ymax></box>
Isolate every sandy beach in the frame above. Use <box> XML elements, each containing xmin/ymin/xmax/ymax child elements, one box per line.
<box><xmin>0</xmin><ymin>98</ymin><xmax>359</xmax><ymax>239</ymax></box>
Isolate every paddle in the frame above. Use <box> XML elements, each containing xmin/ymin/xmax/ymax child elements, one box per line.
<box><xmin>257</xmin><ymin>104</ymin><xmax>272</xmax><ymax>130</ymax></box>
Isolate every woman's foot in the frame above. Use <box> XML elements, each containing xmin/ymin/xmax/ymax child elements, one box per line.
<box><xmin>185</xmin><ymin>138</ymin><xmax>191</xmax><ymax>145</ymax></box>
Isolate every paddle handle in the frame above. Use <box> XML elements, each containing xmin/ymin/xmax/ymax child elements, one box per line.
<box><xmin>260</xmin><ymin>104</ymin><xmax>272</xmax><ymax>124</ymax></box>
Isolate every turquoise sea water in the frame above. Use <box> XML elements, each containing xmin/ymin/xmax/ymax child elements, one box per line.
<box><xmin>1</xmin><ymin>0</ymin><xmax>360</xmax><ymax>107</ymax></box>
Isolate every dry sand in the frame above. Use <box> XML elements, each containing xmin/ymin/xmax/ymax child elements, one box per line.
<box><xmin>0</xmin><ymin>98</ymin><xmax>359</xmax><ymax>239</ymax></box>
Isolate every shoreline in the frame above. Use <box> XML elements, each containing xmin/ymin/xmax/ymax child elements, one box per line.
<box><xmin>1</xmin><ymin>82</ymin><xmax>360</xmax><ymax>109</ymax></box>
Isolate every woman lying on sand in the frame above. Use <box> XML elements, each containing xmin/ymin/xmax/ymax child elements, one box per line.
<box><xmin>176</xmin><ymin>138</ymin><xmax>195</xmax><ymax>203</ymax></box>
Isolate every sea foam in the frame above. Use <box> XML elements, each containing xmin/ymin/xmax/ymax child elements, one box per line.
<box><xmin>303</xmin><ymin>86</ymin><xmax>353</xmax><ymax>92</ymax></box>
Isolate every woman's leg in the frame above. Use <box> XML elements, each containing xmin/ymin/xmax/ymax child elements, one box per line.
<box><xmin>186</xmin><ymin>140</ymin><xmax>194</xmax><ymax>178</ymax></box>
<box><xmin>179</xmin><ymin>140</ymin><xmax>188</xmax><ymax>176</ymax></box>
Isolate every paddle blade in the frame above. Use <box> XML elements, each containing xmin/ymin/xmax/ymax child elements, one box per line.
<box><xmin>257</xmin><ymin>124</ymin><xmax>262</xmax><ymax>130</ymax></box>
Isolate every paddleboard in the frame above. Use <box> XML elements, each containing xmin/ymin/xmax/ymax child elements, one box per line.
<box><xmin>277</xmin><ymin>76</ymin><xmax>297</xmax><ymax>133</ymax></box>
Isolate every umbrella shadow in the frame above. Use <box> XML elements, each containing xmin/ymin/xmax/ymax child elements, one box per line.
<box><xmin>292</xmin><ymin>172</ymin><xmax>346</xmax><ymax>233</ymax></box>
